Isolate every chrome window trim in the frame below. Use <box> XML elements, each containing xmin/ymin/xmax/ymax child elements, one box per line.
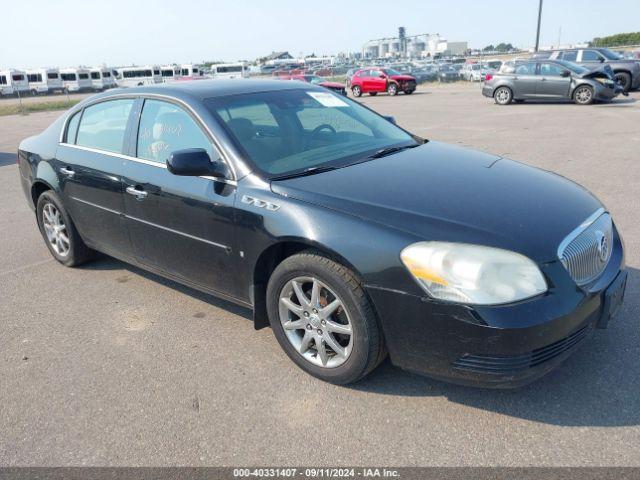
<box><xmin>59</xmin><ymin>142</ymin><xmax>237</xmax><ymax>186</ymax></box>
<box><xmin>70</xmin><ymin>196</ymin><xmax>230</xmax><ymax>251</ymax></box>
<box><xmin>556</xmin><ymin>207</ymin><xmax>606</xmax><ymax>261</ymax></box>
<box><xmin>57</xmin><ymin>92</ymin><xmax>238</xmax><ymax>181</ymax></box>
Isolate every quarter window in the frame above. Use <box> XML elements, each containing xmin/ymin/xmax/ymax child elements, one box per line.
<box><xmin>137</xmin><ymin>99</ymin><xmax>216</xmax><ymax>164</ymax></box>
<box><xmin>76</xmin><ymin>99</ymin><xmax>134</xmax><ymax>154</ymax></box>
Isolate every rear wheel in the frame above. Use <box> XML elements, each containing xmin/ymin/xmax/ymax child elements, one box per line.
<box><xmin>351</xmin><ymin>85</ymin><xmax>362</xmax><ymax>97</ymax></box>
<box><xmin>494</xmin><ymin>86</ymin><xmax>513</xmax><ymax>105</ymax></box>
<box><xmin>614</xmin><ymin>72</ymin><xmax>631</xmax><ymax>93</ymax></box>
<box><xmin>387</xmin><ymin>83</ymin><xmax>398</xmax><ymax>96</ymax></box>
<box><xmin>574</xmin><ymin>85</ymin><xmax>594</xmax><ymax>105</ymax></box>
<box><xmin>267</xmin><ymin>251</ymin><xmax>385</xmax><ymax>384</ymax></box>
<box><xmin>36</xmin><ymin>191</ymin><xmax>94</xmax><ymax>267</ymax></box>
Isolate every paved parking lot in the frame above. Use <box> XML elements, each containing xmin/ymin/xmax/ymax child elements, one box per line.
<box><xmin>1</xmin><ymin>83</ymin><xmax>639</xmax><ymax>466</ymax></box>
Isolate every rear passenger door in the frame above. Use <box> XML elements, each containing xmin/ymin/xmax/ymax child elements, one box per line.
<box><xmin>57</xmin><ymin>98</ymin><xmax>136</xmax><ymax>257</ymax></box>
<box><xmin>512</xmin><ymin>62</ymin><xmax>539</xmax><ymax>98</ymax></box>
<box><xmin>122</xmin><ymin>98</ymin><xmax>239</xmax><ymax>298</ymax></box>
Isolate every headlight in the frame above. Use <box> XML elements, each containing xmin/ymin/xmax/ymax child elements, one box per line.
<box><xmin>400</xmin><ymin>242</ymin><xmax>547</xmax><ymax>305</ymax></box>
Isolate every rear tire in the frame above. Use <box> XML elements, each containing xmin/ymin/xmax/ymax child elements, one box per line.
<box><xmin>573</xmin><ymin>85</ymin><xmax>594</xmax><ymax>105</ymax></box>
<box><xmin>387</xmin><ymin>83</ymin><xmax>398</xmax><ymax>96</ymax></box>
<box><xmin>36</xmin><ymin>191</ymin><xmax>94</xmax><ymax>267</ymax></box>
<box><xmin>351</xmin><ymin>85</ymin><xmax>362</xmax><ymax>97</ymax></box>
<box><xmin>494</xmin><ymin>86</ymin><xmax>513</xmax><ymax>105</ymax></box>
<box><xmin>266</xmin><ymin>251</ymin><xmax>385</xmax><ymax>384</ymax></box>
<box><xmin>614</xmin><ymin>72</ymin><xmax>631</xmax><ymax>93</ymax></box>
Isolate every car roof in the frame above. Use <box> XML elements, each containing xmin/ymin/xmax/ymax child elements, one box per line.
<box><xmin>93</xmin><ymin>79</ymin><xmax>320</xmax><ymax>102</ymax></box>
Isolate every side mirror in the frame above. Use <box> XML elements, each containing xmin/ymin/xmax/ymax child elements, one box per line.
<box><xmin>599</xmin><ymin>57</ymin><xmax>605</xmax><ymax>63</ymax></box>
<box><xmin>166</xmin><ymin>148</ymin><xmax>230</xmax><ymax>178</ymax></box>
<box><xmin>383</xmin><ymin>115</ymin><xmax>397</xmax><ymax>125</ymax></box>
<box><xmin>561</xmin><ymin>70</ymin><xmax>571</xmax><ymax>77</ymax></box>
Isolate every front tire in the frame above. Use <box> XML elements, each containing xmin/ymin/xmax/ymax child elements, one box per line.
<box><xmin>573</xmin><ymin>85</ymin><xmax>594</xmax><ymax>105</ymax></box>
<box><xmin>351</xmin><ymin>85</ymin><xmax>362</xmax><ymax>97</ymax></box>
<box><xmin>494</xmin><ymin>86</ymin><xmax>513</xmax><ymax>105</ymax></box>
<box><xmin>266</xmin><ymin>251</ymin><xmax>385</xmax><ymax>384</ymax></box>
<box><xmin>387</xmin><ymin>83</ymin><xmax>398</xmax><ymax>96</ymax></box>
<box><xmin>36</xmin><ymin>191</ymin><xmax>94</xmax><ymax>267</ymax></box>
<box><xmin>614</xmin><ymin>72</ymin><xmax>631</xmax><ymax>93</ymax></box>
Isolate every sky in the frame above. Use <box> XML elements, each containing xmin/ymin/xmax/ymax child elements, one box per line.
<box><xmin>2</xmin><ymin>0</ymin><xmax>640</xmax><ymax>68</ymax></box>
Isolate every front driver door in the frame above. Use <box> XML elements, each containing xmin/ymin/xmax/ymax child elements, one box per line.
<box><xmin>537</xmin><ymin>63</ymin><xmax>571</xmax><ymax>98</ymax></box>
<box><xmin>122</xmin><ymin>98</ymin><xmax>240</xmax><ymax>298</ymax></box>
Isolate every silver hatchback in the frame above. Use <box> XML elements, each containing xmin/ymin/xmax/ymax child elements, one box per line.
<box><xmin>482</xmin><ymin>59</ymin><xmax>624</xmax><ymax>105</ymax></box>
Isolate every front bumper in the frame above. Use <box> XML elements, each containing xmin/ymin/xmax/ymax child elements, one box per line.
<box><xmin>367</xmin><ymin>229</ymin><xmax>625</xmax><ymax>388</ymax></box>
<box><xmin>594</xmin><ymin>82</ymin><xmax>621</xmax><ymax>100</ymax></box>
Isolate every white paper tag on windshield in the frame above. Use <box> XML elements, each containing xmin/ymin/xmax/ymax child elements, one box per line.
<box><xmin>306</xmin><ymin>91</ymin><xmax>349</xmax><ymax>107</ymax></box>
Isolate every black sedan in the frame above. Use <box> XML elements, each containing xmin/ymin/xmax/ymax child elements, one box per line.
<box><xmin>483</xmin><ymin>59</ymin><xmax>624</xmax><ymax>105</ymax></box>
<box><xmin>18</xmin><ymin>80</ymin><xmax>627</xmax><ymax>387</ymax></box>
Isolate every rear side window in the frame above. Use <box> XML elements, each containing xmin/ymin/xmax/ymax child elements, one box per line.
<box><xmin>65</xmin><ymin>111</ymin><xmax>82</xmax><ymax>143</ymax></box>
<box><xmin>76</xmin><ymin>99</ymin><xmax>134</xmax><ymax>154</ymax></box>
<box><xmin>91</xmin><ymin>72</ymin><xmax>100</xmax><ymax>79</ymax></box>
<box><xmin>136</xmin><ymin>99</ymin><xmax>215</xmax><ymax>163</ymax></box>
<box><xmin>560</xmin><ymin>50</ymin><xmax>578</xmax><ymax>62</ymax></box>
<box><xmin>47</xmin><ymin>72</ymin><xmax>59</xmax><ymax>80</ymax></box>
<box><xmin>515</xmin><ymin>63</ymin><xmax>537</xmax><ymax>75</ymax></box>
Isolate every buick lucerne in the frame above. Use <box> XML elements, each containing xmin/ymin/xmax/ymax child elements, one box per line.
<box><xmin>18</xmin><ymin>80</ymin><xmax>627</xmax><ymax>387</ymax></box>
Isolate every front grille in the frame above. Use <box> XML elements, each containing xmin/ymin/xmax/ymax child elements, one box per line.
<box><xmin>452</xmin><ymin>323</ymin><xmax>593</xmax><ymax>375</ymax></box>
<box><xmin>558</xmin><ymin>211</ymin><xmax>612</xmax><ymax>286</ymax></box>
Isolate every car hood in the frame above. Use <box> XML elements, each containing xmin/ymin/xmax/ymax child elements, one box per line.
<box><xmin>270</xmin><ymin>142</ymin><xmax>603</xmax><ymax>263</ymax></box>
<box><xmin>579</xmin><ymin>65</ymin><xmax>615</xmax><ymax>79</ymax></box>
<box><xmin>390</xmin><ymin>74</ymin><xmax>416</xmax><ymax>81</ymax></box>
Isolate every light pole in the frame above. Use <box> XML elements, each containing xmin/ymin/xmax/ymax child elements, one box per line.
<box><xmin>535</xmin><ymin>0</ymin><xmax>543</xmax><ymax>52</ymax></box>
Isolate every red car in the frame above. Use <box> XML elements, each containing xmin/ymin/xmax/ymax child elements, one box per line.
<box><xmin>284</xmin><ymin>74</ymin><xmax>347</xmax><ymax>96</ymax></box>
<box><xmin>349</xmin><ymin>67</ymin><xmax>417</xmax><ymax>97</ymax></box>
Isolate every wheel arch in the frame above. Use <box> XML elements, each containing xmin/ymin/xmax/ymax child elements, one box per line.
<box><xmin>251</xmin><ymin>238</ymin><xmax>361</xmax><ymax>330</ymax></box>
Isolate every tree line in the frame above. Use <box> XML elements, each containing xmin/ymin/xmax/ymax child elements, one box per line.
<box><xmin>591</xmin><ymin>32</ymin><xmax>640</xmax><ymax>47</ymax></box>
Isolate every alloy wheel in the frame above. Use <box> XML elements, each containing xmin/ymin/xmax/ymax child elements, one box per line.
<box><xmin>278</xmin><ymin>276</ymin><xmax>353</xmax><ymax>368</ymax></box>
<box><xmin>575</xmin><ymin>86</ymin><xmax>592</xmax><ymax>104</ymax></box>
<box><xmin>42</xmin><ymin>203</ymin><xmax>70</xmax><ymax>257</ymax></box>
<box><xmin>495</xmin><ymin>87</ymin><xmax>511</xmax><ymax>104</ymax></box>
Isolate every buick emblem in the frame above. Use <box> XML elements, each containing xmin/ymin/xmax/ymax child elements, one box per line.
<box><xmin>595</xmin><ymin>230</ymin><xmax>609</xmax><ymax>263</ymax></box>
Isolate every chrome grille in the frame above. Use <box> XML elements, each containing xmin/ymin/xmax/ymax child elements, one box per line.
<box><xmin>558</xmin><ymin>209</ymin><xmax>612</xmax><ymax>286</ymax></box>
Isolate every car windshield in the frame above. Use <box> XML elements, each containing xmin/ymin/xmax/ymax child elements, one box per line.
<box><xmin>382</xmin><ymin>68</ymin><xmax>401</xmax><ymax>76</ymax></box>
<box><xmin>206</xmin><ymin>89</ymin><xmax>417</xmax><ymax>178</ymax></box>
<box><xmin>600</xmin><ymin>48</ymin><xmax>622</xmax><ymax>60</ymax></box>
<box><xmin>554</xmin><ymin>60</ymin><xmax>590</xmax><ymax>75</ymax></box>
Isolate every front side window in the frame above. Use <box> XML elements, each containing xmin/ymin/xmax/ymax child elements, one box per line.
<box><xmin>207</xmin><ymin>89</ymin><xmax>416</xmax><ymax>177</ymax></box>
<box><xmin>76</xmin><ymin>99</ymin><xmax>134</xmax><ymax>153</ymax></box>
<box><xmin>582</xmin><ymin>50</ymin><xmax>604</xmax><ymax>62</ymax></box>
<box><xmin>137</xmin><ymin>99</ymin><xmax>215</xmax><ymax>164</ymax></box>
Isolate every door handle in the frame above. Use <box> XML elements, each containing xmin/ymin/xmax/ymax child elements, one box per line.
<box><xmin>59</xmin><ymin>166</ymin><xmax>75</xmax><ymax>177</ymax></box>
<box><xmin>126</xmin><ymin>186</ymin><xmax>148</xmax><ymax>200</ymax></box>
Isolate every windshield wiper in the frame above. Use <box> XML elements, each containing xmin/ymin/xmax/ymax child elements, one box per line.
<box><xmin>270</xmin><ymin>165</ymin><xmax>337</xmax><ymax>181</ymax></box>
<box><xmin>367</xmin><ymin>144</ymin><xmax>419</xmax><ymax>159</ymax></box>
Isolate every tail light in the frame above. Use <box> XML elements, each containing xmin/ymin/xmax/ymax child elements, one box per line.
<box><xmin>485</xmin><ymin>74</ymin><xmax>493</xmax><ymax>82</ymax></box>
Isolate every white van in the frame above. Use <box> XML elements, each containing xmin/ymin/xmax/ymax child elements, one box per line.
<box><xmin>60</xmin><ymin>68</ymin><xmax>92</xmax><ymax>92</ymax></box>
<box><xmin>179</xmin><ymin>64</ymin><xmax>202</xmax><ymax>78</ymax></box>
<box><xmin>212</xmin><ymin>63</ymin><xmax>248</xmax><ymax>79</ymax></box>
<box><xmin>26</xmin><ymin>68</ymin><xmax>64</xmax><ymax>94</ymax></box>
<box><xmin>113</xmin><ymin>66</ymin><xmax>162</xmax><ymax>87</ymax></box>
<box><xmin>89</xmin><ymin>67</ymin><xmax>116</xmax><ymax>90</ymax></box>
<box><xmin>0</xmin><ymin>69</ymin><xmax>29</xmax><ymax>95</ymax></box>
<box><xmin>160</xmin><ymin>65</ymin><xmax>182</xmax><ymax>83</ymax></box>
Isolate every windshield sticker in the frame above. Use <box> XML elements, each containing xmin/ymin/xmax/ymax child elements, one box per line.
<box><xmin>306</xmin><ymin>91</ymin><xmax>349</xmax><ymax>107</ymax></box>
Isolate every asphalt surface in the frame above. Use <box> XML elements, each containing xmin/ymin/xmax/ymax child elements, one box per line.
<box><xmin>1</xmin><ymin>84</ymin><xmax>639</xmax><ymax>466</ymax></box>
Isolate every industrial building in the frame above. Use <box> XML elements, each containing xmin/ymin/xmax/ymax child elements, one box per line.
<box><xmin>362</xmin><ymin>28</ymin><xmax>468</xmax><ymax>59</ymax></box>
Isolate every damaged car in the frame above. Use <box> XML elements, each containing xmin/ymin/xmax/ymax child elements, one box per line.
<box><xmin>483</xmin><ymin>59</ymin><xmax>625</xmax><ymax>105</ymax></box>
